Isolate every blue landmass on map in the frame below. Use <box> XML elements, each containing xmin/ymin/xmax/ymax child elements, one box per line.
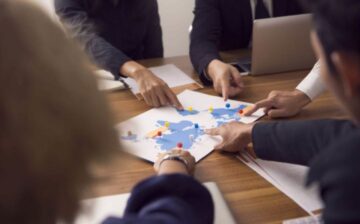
<box><xmin>176</xmin><ymin>109</ymin><xmax>200</xmax><ymax>116</ymax></box>
<box><xmin>211</xmin><ymin>104</ymin><xmax>247</xmax><ymax>127</ymax></box>
<box><xmin>156</xmin><ymin>120</ymin><xmax>202</xmax><ymax>150</ymax></box>
<box><xmin>211</xmin><ymin>104</ymin><xmax>247</xmax><ymax>119</ymax></box>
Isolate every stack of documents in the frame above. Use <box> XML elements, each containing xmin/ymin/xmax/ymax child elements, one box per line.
<box><xmin>237</xmin><ymin>152</ymin><xmax>323</xmax><ymax>216</ymax></box>
<box><xmin>283</xmin><ymin>214</ymin><xmax>322</xmax><ymax>224</ymax></box>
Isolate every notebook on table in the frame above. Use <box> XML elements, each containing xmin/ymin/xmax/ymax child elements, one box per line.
<box><xmin>125</xmin><ymin>64</ymin><xmax>203</xmax><ymax>99</ymax></box>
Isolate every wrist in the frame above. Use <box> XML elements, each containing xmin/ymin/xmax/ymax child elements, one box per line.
<box><xmin>158</xmin><ymin>160</ymin><xmax>189</xmax><ymax>175</ymax></box>
<box><xmin>206</xmin><ymin>59</ymin><xmax>222</xmax><ymax>81</ymax></box>
<box><xmin>120</xmin><ymin>61</ymin><xmax>147</xmax><ymax>80</ymax></box>
<box><xmin>293</xmin><ymin>89</ymin><xmax>311</xmax><ymax>106</ymax></box>
<box><xmin>244</xmin><ymin>123</ymin><xmax>255</xmax><ymax>144</ymax></box>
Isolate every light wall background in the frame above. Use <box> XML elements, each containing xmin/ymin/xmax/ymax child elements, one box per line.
<box><xmin>29</xmin><ymin>0</ymin><xmax>195</xmax><ymax>57</ymax></box>
<box><xmin>157</xmin><ymin>0</ymin><xmax>195</xmax><ymax>57</ymax></box>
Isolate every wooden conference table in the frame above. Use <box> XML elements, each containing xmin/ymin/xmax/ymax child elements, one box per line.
<box><xmin>91</xmin><ymin>50</ymin><xmax>346</xmax><ymax>224</ymax></box>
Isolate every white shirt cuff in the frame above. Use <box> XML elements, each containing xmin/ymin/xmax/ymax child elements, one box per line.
<box><xmin>296</xmin><ymin>61</ymin><xmax>326</xmax><ymax>100</ymax></box>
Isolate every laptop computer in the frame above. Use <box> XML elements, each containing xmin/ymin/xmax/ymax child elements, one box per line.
<box><xmin>233</xmin><ymin>14</ymin><xmax>316</xmax><ymax>75</ymax></box>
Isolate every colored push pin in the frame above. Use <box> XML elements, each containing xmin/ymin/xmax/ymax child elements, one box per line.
<box><xmin>209</xmin><ymin>106</ymin><xmax>214</xmax><ymax>113</ymax></box>
<box><xmin>127</xmin><ymin>131</ymin><xmax>133</xmax><ymax>136</ymax></box>
<box><xmin>177</xmin><ymin>142</ymin><xmax>183</xmax><ymax>149</ymax></box>
<box><xmin>188</xmin><ymin>106</ymin><xmax>193</xmax><ymax>112</ymax></box>
<box><xmin>238</xmin><ymin>109</ymin><xmax>244</xmax><ymax>115</ymax></box>
<box><xmin>226</xmin><ymin>103</ymin><xmax>231</xmax><ymax>109</ymax></box>
<box><xmin>165</xmin><ymin>121</ymin><xmax>170</xmax><ymax>128</ymax></box>
<box><xmin>157</xmin><ymin>131</ymin><xmax>162</xmax><ymax>137</ymax></box>
<box><xmin>194</xmin><ymin>123</ymin><xmax>199</xmax><ymax>129</ymax></box>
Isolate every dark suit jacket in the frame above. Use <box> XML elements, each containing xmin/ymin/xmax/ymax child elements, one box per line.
<box><xmin>102</xmin><ymin>174</ymin><xmax>214</xmax><ymax>224</ymax></box>
<box><xmin>190</xmin><ymin>0</ymin><xmax>305</xmax><ymax>85</ymax></box>
<box><xmin>55</xmin><ymin>0</ymin><xmax>163</xmax><ymax>78</ymax></box>
<box><xmin>253</xmin><ymin>119</ymin><xmax>360</xmax><ymax>223</ymax></box>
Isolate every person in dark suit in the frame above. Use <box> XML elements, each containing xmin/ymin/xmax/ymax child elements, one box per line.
<box><xmin>55</xmin><ymin>0</ymin><xmax>183</xmax><ymax>109</ymax></box>
<box><xmin>206</xmin><ymin>0</ymin><xmax>360</xmax><ymax>222</ymax></box>
<box><xmin>190</xmin><ymin>0</ymin><xmax>304</xmax><ymax>100</ymax></box>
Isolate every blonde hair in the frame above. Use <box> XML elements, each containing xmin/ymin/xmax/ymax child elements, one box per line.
<box><xmin>0</xmin><ymin>0</ymin><xmax>120</xmax><ymax>223</ymax></box>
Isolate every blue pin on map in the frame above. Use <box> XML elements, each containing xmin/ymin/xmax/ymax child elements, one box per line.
<box><xmin>226</xmin><ymin>103</ymin><xmax>231</xmax><ymax>109</ymax></box>
<box><xmin>194</xmin><ymin>123</ymin><xmax>199</xmax><ymax>129</ymax></box>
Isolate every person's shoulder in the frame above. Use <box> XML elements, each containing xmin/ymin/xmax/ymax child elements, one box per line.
<box><xmin>307</xmin><ymin>130</ymin><xmax>360</xmax><ymax>223</ymax></box>
<box><xmin>307</xmin><ymin>129</ymin><xmax>360</xmax><ymax>184</ymax></box>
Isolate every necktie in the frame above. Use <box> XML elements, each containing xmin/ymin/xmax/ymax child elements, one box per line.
<box><xmin>255</xmin><ymin>0</ymin><xmax>270</xmax><ymax>20</ymax></box>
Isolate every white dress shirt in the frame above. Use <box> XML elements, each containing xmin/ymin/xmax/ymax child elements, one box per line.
<box><xmin>296</xmin><ymin>61</ymin><xmax>326</xmax><ymax>100</ymax></box>
<box><xmin>250</xmin><ymin>0</ymin><xmax>273</xmax><ymax>20</ymax></box>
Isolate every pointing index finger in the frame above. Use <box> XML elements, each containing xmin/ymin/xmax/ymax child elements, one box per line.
<box><xmin>244</xmin><ymin>98</ymin><xmax>274</xmax><ymax>116</ymax></box>
<box><xmin>164</xmin><ymin>87</ymin><xmax>183</xmax><ymax>110</ymax></box>
<box><xmin>222</xmin><ymin>83</ymin><xmax>229</xmax><ymax>101</ymax></box>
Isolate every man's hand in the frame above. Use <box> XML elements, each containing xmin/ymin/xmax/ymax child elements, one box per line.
<box><xmin>205</xmin><ymin>122</ymin><xmax>254</xmax><ymax>152</ymax></box>
<box><xmin>121</xmin><ymin>61</ymin><xmax>183</xmax><ymax>109</ymax></box>
<box><xmin>245</xmin><ymin>90</ymin><xmax>311</xmax><ymax>118</ymax></box>
<box><xmin>207</xmin><ymin>59</ymin><xmax>244</xmax><ymax>101</ymax></box>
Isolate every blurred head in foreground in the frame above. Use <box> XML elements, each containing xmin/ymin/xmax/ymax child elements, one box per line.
<box><xmin>0</xmin><ymin>0</ymin><xmax>120</xmax><ymax>223</ymax></box>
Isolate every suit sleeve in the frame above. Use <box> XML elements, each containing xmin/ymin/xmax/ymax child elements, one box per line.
<box><xmin>252</xmin><ymin>119</ymin><xmax>357</xmax><ymax>166</ymax></box>
<box><xmin>306</xmin><ymin>131</ymin><xmax>360</xmax><ymax>224</ymax></box>
<box><xmin>190</xmin><ymin>0</ymin><xmax>222</xmax><ymax>85</ymax></box>
<box><xmin>102</xmin><ymin>174</ymin><xmax>214</xmax><ymax>224</ymax></box>
<box><xmin>143</xmin><ymin>1</ymin><xmax>163</xmax><ymax>59</ymax></box>
<box><xmin>54</xmin><ymin>0</ymin><xmax>131</xmax><ymax>78</ymax></box>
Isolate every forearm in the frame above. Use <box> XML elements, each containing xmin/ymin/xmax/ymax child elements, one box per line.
<box><xmin>190</xmin><ymin>41</ymin><xmax>220</xmax><ymax>74</ymax></box>
<box><xmin>85</xmin><ymin>38</ymin><xmax>131</xmax><ymax>78</ymax></box>
<box><xmin>252</xmin><ymin>119</ymin><xmax>356</xmax><ymax>166</ymax></box>
<box><xmin>190</xmin><ymin>0</ymin><xmax>222</xmax><ymax>79</ymax></box>
<box><xmin>121</xmin><ymin>174</ymin><xmax>214</xmax><ymax>224</ymax></box>
<box><xmin>55</xmin><ymin>0</ymin><xmax>131</xmax><ymax>77</ymax></box>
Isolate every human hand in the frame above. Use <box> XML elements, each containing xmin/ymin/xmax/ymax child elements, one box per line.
<box><xmin>207</xmin><ymin>59</ymin><xmax>244</xmax><ymax>101</ymax></box>
<box><xmin>121</xmin><ymin>61</ymin><xmax>183</xmax><ymax>109</ymax></box>
<box><xmin>154</xmin><ymin>149</ymin><xmax>196</xmax><ymax>175</ymax></box>
<box><xmin>244</xmin><ymin>90</ymin><xmax>311</xmax><ymax>118</ymax></box>
<box><xmin>205</xmin><ymin>122</ymin><xmax>254</xmax><ymax>153</ymax></box>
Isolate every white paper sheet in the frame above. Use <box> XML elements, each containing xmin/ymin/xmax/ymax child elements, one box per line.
<box><xmin>125</xmin><ymin>64</ymin><xmax>199</xmax><ymax>94</ymax></box>
<box><xmin>74</xmin><ymin>182</ymin><xmax>236</xmax><ymax>224</ymax></box>
<box><xmin>283</xmin><ymin>214</ymin><xmax>322</xmax><ymax>224</ymax></box>
<box><xmin>95</xmin><ymin>70</ymin><xmax>115</xmax><ymax>80</ymax></box>
<box><xmin>95</xmin><ymin>70</ymin><xmax>127</xmax><ymax>91</ymax></box>
<box><xmin>116</xmin><ymin>90</ymin><xmax>265</xmax><ymax>162</ymax></box>
<box><xmin>238</xmin><ymin>153</ymin><xmax>323</xmax><ymax>215</ymax></box>
<box><xmin>97</xmin><ymin>79</ymin><xmax>126</xmax><ymax>91</ymax></box>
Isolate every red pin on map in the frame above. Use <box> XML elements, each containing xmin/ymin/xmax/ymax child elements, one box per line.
<box><xmin>177</xmin><ymin>142</ymin><xmax>183</xmax><ymax>149</ymax></box>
